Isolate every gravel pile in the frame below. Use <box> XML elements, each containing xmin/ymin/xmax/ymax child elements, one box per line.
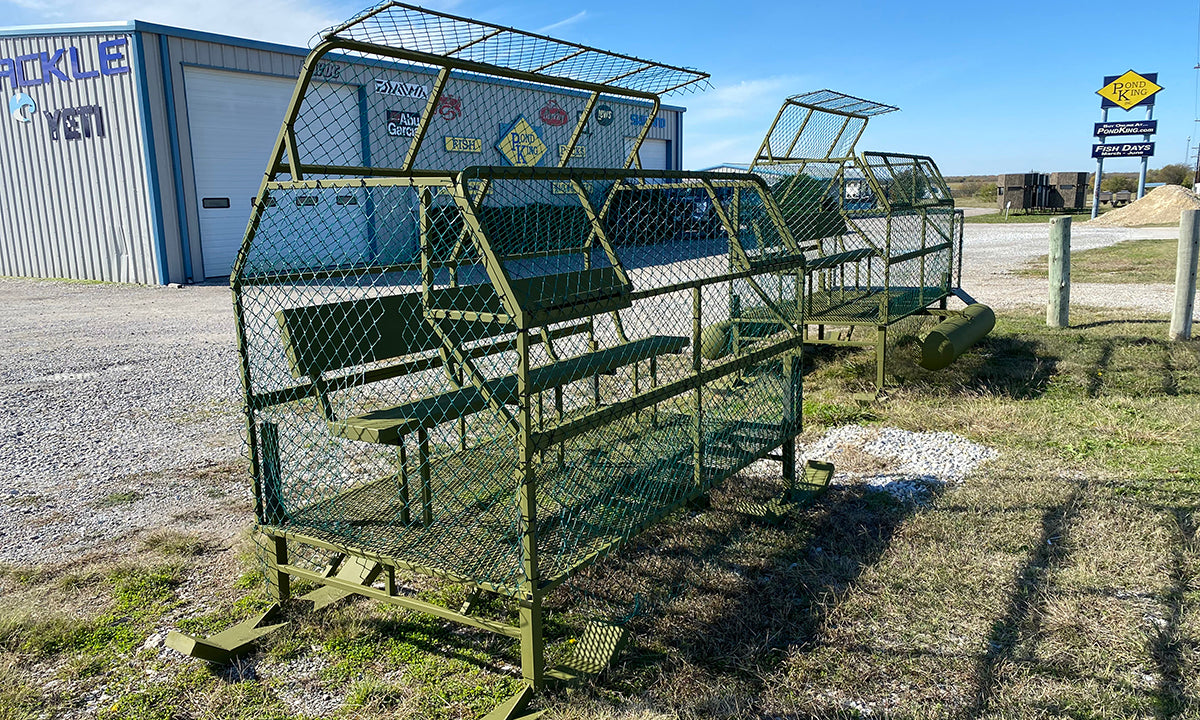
<box><xmin>801</xmin><ymin>425</ymin><xmax>997</xmax><ymax>504</ymax></box>
<box><xmin>1084</xmin><ymin>184</ymin><xmax>1200</xmax><ymax>227</ymax></box>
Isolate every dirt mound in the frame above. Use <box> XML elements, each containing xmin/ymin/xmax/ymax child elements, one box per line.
<box><xmin>1085</xmin><ymin>184</ymin><xmax>1200</xmax><ymax>227</ymax></box>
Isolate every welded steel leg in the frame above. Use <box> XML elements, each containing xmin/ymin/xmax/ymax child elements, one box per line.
<box><xmin>516</xmin><ymin>329</ymin><xmax>545</xmax><ymax>688</ymax></box>
<box><xmin>554</xmin><ymin>386</ymin><xmax>565</xmax><ymax>468</ymax></box>
<box><xmin>782</xmin><ymin>353</ymin><xmax>799</xmax><ymax>490</ymax></box>
<box><xmin>520</xmin><ymin>595</ymin><xmax>545</xmax><ymax>688</ymax></box>
<box><xmin>692</xmin><ymin>286</ymin><xmax>703</xmax><ymax>487</ymax></box>
<box><xmin>418</xmin><ymin>428</ymin><xmax>432</xmax><ymax>527</ymax></box>
<box><xmin>260</xmin><ymin>421</ymin><xmax>284</xmax><ymax>524</ymax></box>
<box><xmin>398</xmin><ymin>440</ymin><xmax>411</xmax><ymax>525</ymax></box>
<box><xmin>265</xmin><ymin>535</ymin><xmax>290</xmax><ymax>602</ymax></box>
<box><xmin>875</xmin><ymin>325</ymin><xmax>887</xmax><ymax>390</ymax></box>
<box><xmin>538</xmin><ymin>392</ymin><xmax>545</xmax><ymax>463</ymax></box>
<box><xmin>650</xmin><ymin>355</ymin><xmax>659</xmax><ymax>425</ymax></box>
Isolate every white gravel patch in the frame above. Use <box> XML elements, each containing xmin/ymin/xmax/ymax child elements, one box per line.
<box><xmin>802</xmin><ymin>425</ymin><xmax>997</xmax><ymax>504</ymax></box>
<box><xmin>961</xmin><ymin>223</ymin><xmax>1190</xmax><ymax>315</ymax></box>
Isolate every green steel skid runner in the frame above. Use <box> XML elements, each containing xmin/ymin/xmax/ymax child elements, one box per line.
<box><xmin>166</xmin><ymin>3</ymin><xmax>833</xmax><ymax>712</ymax></box>
<box><xmin>744</xmin><ymin>91</ymin><xmax>992</xmax><ymax>389</ymax></box>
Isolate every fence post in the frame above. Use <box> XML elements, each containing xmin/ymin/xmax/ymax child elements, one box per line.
<box><xmin>1047</xmin><ymin>216</ymin><xmax>1071</xmax><ymax>328</ymax></box>
<box><xmin>1169</xmin><ymin>209</ymin><xmax>1200</xmax><ymax>341</ymax></box>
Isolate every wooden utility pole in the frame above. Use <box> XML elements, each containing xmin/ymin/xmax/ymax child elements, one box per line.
<box><xmin>1047</xmin><ymin>216</ymin><xmax>1071</xmax><ymax>327</ymax></box>
<box><xmin>1170</xmin><ymin>209</ymin><xmax>1199</xmax><ymax>341</ymax></box>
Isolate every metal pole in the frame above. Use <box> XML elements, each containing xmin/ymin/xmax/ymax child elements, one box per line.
<box><xmin>1047</xmin><ymin>216</ymin><xmax>1071</xmax><ymax>328</ymax></box>
<box><xmin>1091</xmin><ymin>108</ymin><xmax>1108</xmax><ymax>219</ymax></box>
<box><xmin>1193</xmin><ymin>135</ymin><xmax>1200</xmax><ymax>193</ymax></box>
<box><xmin>1137</xmin><ymin>105</ymin><xmax>1153</xmax><ymax>199</ymax></box>
<box><xmin>1169</xmin><ymin>209</ymin><xmax>1199</xmax><ymax>341</ymax></box>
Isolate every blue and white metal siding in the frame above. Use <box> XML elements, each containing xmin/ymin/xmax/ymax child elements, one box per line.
<box><xmin>160</xmin><ymin>35</ymin><xmax>305</xmax><ymax>281</ymax></box>
<box><xmin>0</xmin><ymin>32</ymin><xmax>157</xmax><ymax>283</ymax></box>
<box><xmin>0</xmin><ymin>23</ymin><xmax>686</xmax><ymax>283</ymax></box>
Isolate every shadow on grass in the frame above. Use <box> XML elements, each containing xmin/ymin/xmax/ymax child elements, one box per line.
<box><xmin>1152</xmin><ymin>507</ymin><xmax>1198</xmax><ymax>719</ymax></box>
<box><xmin>968</xmin><ymin>480</ymin><xmax>1086</xmax><ymax>718</ymax></box>
<box><xmin>1071</xmin><ymin>319</ymin><xmax>1170</xmax><ymax>331</ymax></box>
<box><xmin>1086</xmin><ymin>340</ymin><xmax>1114</xmax><ymax>398</ymax></box>
<box><xmin>888</xmin><ymin>333</ymin><xmax>1060</xmax><ymax>401</ymax></box>
<box><xmin>550</xmin><ymin>477</ymin><xmax>928</xmax><ymax>713</ymax></box>
<box><xmin>800</xmin><ymin>313</ymin><xmax>1061</xmax><ymax>400</ymax></box>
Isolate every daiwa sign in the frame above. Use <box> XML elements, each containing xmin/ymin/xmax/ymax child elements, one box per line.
<box><xmin>0</xmin><ymin>38</ymin><xmax>130</xmax><ymax>90</ymax></box>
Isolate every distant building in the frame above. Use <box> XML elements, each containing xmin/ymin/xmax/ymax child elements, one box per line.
<box><xmin>0</xmin><ymin>21</ymin><xmax>687</xmax><ymax>284</ymax></box>
<box><xmin>996</xmin><ymin>172</ymin><xmax>1087</xmax><ymax>211</ymax></box>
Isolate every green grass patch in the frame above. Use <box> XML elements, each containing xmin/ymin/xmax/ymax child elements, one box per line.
<box><xmin>965</xmin><ymin>211</ymin><xmax>1098</xmax><ymax>224</ymax></box>
<box><xmin>94</xmin><ymin>490</ymin><xmax>142</xmax><ymax>508</ymax></box>
<box><xmin>140</xmin><ymin>529</ymin><xmax>211</xmax><ymax>557</ymax></box>
<box><xmin>1016</xmin><ymin>237</ymin><xmax>1182</xmax><ymax>284</ymax></box>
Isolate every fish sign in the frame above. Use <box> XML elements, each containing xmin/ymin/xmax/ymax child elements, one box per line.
<box><xmin>1091</xmin><ymin>142</ymin><xmax>1154</xmax><ymax>159</ymax></box>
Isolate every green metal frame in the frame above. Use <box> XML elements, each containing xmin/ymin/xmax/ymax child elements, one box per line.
<box><xmin>240</xmin><ymin>166</ymin><xmax>807</xmax><ymax>686</ymax></box>
<box><xmin>749</xmin><ymin>90</ymin><xmax>968</xmax><ymax>389</ymax></box>
<box><xmin>187</xmin><ymin>3</ymin><xmax>814</xmax><ymax>704</ymax></box>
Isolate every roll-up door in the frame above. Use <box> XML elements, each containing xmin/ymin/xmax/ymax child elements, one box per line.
<box><xmin>625</xmin><ymin>138</ymin><xmax>669</xmax><ymax>171</ymax></box>
<box><xmin>185</xmin><ymin>69</ymin><xmax>363</xmax><ymax>278</ymax></box>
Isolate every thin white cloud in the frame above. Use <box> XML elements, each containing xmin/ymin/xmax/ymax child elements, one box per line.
<box><xmin>683</xmin><ymin>74</ymin><xmax>811</xmax><ymax>169</ymax></box>
<box><xmin>536</xmin><ymin>10</ymin><xmax>586</xmax><ymax>35</ymax></box>
<box><xmin>1</xmin><ymin>0</ymin><xmax>464</xmax><ymax>46</ymax></box>
<box><xmin>685</xmin><ymin>134</ymin><xmax>762</xmax><ymax>171</ymax></box>
<box><xmin>686</xmin><ymin>76</ymin><xmax>798</xmax><ymax>123</ymax></box>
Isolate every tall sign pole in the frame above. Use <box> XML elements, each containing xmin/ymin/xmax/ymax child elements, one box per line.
<box><xmin>1092</xmin><ymin>107</ymin><xmax>1108</xmax><ymax>219</ymax></box>
<box><xmin>1092</xmin><ymin>70</ymin><xmax>1162</xmax><ymax>215</ymax></box>
<box><xmin>1138</xmin><ymin>104</ymin><xmax>1154</xmax><ymax>199</ymax></box>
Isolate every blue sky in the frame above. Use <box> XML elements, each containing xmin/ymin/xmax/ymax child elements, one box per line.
<box><xmin>4</xmin><ymin>0</ymin><xmax>1198</xmax><ymax>176</ymax></box>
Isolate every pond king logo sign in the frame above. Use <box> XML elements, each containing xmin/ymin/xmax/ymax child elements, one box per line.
<box><xmin>496</xmin><ymin>115</ymin><xmax>547</xmax><ymax>167</ymax></box>
<box><xmin>1096</xmin><ymin>70</ymin><xmax>1161</xmax><ymax>111</ymax></box>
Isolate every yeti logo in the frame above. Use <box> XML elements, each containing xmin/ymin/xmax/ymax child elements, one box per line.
<box><xmin>8</xmin><ymin>93</ymin><xmax>35</xmax><ymax>123</ymax></box>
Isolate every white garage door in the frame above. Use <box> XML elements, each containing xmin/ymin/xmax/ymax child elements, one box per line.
<box><xmin>626</xmin><ymin>138</ymin><xmax>669</xmax><ymax>171</ymax></box>
<box><xmin>186</xmin><ymin>68</ymin><xmax>363</xmax><ymax>278</ymax></box>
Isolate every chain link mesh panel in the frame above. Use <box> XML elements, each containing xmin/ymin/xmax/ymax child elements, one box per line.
<box><xmin>230</xmin><ymin>8</ymin><xmax>805</xmax><ymax>613</ymax></box>
<box><xmin>749</xmin><ymin>91</ymin><xmax>956</xmax><ymax>328</ymax></box>
<box><xmin>235</xmin><ymin>171</ymin><xmax>806</xmax><ymax>597</ymax></box>
<box><xmin>315</xmin><ymin>2</ymin><xmax>710</xmax><ymax>97</ymax></box>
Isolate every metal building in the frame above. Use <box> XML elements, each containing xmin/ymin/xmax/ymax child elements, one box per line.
<box><xmin>0</xmin><ymin>22</ymin><xmax>687</xmax><ymax>284</ymax></box>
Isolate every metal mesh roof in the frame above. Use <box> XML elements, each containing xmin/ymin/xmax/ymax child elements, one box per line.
<box><xmin>785</xmin><ymin>89</ymin><xmax>898</xmax><ymax>117</ymax></box>
<box><xmin>314</xmin><ymin>2</ymin><xmax>711</xmax><ymax>96</ymax></box>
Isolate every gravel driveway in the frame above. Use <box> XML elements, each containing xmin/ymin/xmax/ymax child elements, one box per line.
<box><xmin>0</xmin><ymin>221</ymin><xmax>1192</xmax><ymax>566</ymax></box>
<box><xmin>0</xmin><ymin>280</ymin><xmax>245</xmax><ymax>565</ymax></box>
<box><xmin>961</xmin><ymin>222</ymin><xmax>1185</xmax><ymax>314</ymax></box>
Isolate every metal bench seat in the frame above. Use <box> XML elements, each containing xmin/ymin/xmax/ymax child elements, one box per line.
<box><xmin>330</xmin><ymin>334</ymin><xmax>688</xmax><ymax>444</ymax></box>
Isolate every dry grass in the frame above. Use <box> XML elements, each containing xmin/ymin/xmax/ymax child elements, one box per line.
<box><xmin>0</xmin><ymin>307</ymin><xmax>1197</xmax><ymax>719</ymax></box>
<box><xmin>1016</xmin><ymin>237</ymin><xmax>1182</xmax><ymax>284</ymax></box>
